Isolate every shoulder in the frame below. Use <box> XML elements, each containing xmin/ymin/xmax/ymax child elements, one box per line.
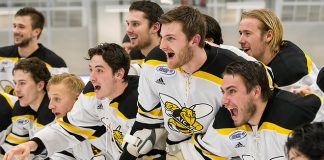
<box><xmin>0</xmin><ymin>45</ymin><xmax>18</xmax><ymax>57</ymax></box>
<box><xmin>200</xmin><ymin>44</ymin><xmax>246</xmax><ymax>79</ymax></box>
<box><xmin>114</xmin><ymin>76</ymin><xmax>139</xmax><ymax>119</ymax></box>
<box><xmin>12</xmin><ymin>101</ymin><xmax>35</xmax><ymax>116</ymax></box>
<box><xmin>130</xmin><ymin>49</ymin><xmax>145</xmax><ymax>60</ymax></box>
<box><xmin>270</xmin><ymin>40</ymin><xmax>310</xmax><ymax>86</ymax></box>
<box><xmin>35</xmin><ymin>44</ymin><xmax>67</xmax><ymax>67</ymax></box>
<box><xmin>264</xmin><ymin>88</ymin><xmax>321</xmax><ymax>130</ymax></box>
<box><xmin>83</xmin><ymin>81</ymin><xmax>95</xmax><ymax>96</ymax></box>
<box><xmin>145</xmin><ymin>46</ymin><xmax>167</xmax><ymax>63</ymax></box>
<box><xmin>213</xmin><ymin>107</ymin><xmax>235</xmax><ymax>129</ymax></box>
<box><xmin>36</xmin><ymin>95</ymin><xmax>55</xmax><ymax>125</ymax></box>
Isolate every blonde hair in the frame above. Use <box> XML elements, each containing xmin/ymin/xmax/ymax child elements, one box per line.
<box><xmin>241</xmin><ymin>8</ymin><xmax>283</xmax><ymax>55</ymax></box>
<box><xmin>47</xmin><ymin>73</ymin><xmax>85</xmax><ymax>97</ymax></box>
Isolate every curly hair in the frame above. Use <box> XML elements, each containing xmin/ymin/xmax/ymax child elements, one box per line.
<box><xmin>13</xmin><ymin>57</ymin><xmax>51</xmax><ymax>91</ymax></box>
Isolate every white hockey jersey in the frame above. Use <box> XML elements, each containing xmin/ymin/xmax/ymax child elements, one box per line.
<box><xmin>132</xmin><ymin>44</ymin><xmax>247</xmax><ymax>144</ymax></box>
<box><xmin>33</xmin><ymin>76</ymin><xmax>159</xmax><ymax>159</ymax></box>
<box><xmin>188</xmin><ymin>88</ymin><xmax>321</xmax><ymax>160</ymax></box>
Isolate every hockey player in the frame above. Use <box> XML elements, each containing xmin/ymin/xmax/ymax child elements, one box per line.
<box><xmin>126</xmin><ymin>1</ymin><xmax>164</xmax><ymax>75</ymax></box>
<box><xmin>0</xmin><ymin>57</ymin><xmax>54</xmax><ymax>156</ymax></box>
<box><xmin>120</xmin><ymin>6</ymin><xmax>248</xmax><ymax>160</ymax></box>
<box><xmin>238</xmin><ymin>9</ymin><xmax>324</xmax><ymax>121</ymax></box>
<box><xmin>188</xmin><ymin>61</ymin><xmax>321</xmax><ymax>159</ymax></box>
<box><xmin>0</xmin><ymin>7</ymin><xmax>68</xmax><ymax>95</ymax></box>
<box><xmin>3</xmin><ymin>43</ymin><xmax>164</xmax><ymax>160</ymax></box>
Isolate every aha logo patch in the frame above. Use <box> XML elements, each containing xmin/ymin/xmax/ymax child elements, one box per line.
<box><xmin>17</xmin><ymin>118</ymin><xmax>30</xmax><ymax>125</ymax></box>
<box><xmin>156</xmin><ymin>65</ymin><xmax>176</xmax><ymax>77</ymax></box>
<box><xmin>229</xmin><ymin>130</ymin><xmax>247</xmax><ymax>141</ymax></box>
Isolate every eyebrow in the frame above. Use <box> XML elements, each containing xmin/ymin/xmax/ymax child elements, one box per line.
<box><xmin>222</xmin><ymin>85</ymin><xmax>235</xmax><ymax>92</ymax></box>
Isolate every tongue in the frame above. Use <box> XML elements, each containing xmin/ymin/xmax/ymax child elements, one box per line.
<box><xmin>231</xmin><ymin>108</ymin><xmax>238</xmax><ymax>117</ymax></box>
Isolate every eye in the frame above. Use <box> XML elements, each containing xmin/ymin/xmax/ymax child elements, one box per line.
<box><xmin>133</xmin><ymin>23</ymin><xmax>139</xmax><ymax>27</ymax></box>
<box><xmin>96</xmin><ymin>68</ymin><xmax>103</xmax><ymax>73</ymax></box>
<box><xmin>228</xmin><ymin>89</ymin><xmax>236</xmax><ymax>94</ymax></box>
<box><xmin>53</xmin><ymin>97</ymin><xmax>60</xmax><ymax>102</ymax></box>
<box><xmin>167</xmin><ymin>37</ymin><xmax>175</xmax><ymax>41</ymax></box>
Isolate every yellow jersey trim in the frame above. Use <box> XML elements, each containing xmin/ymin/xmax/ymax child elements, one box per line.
<box><xmin>192</xmin><ymin>136</ymin><xmax>229</xmax><ymax>160</ymax></box>
<box><xmin>57</xmin><ymin>118</ymin><xmax>97</xmax><ymax>139</ymax></box>
<box><xmin>109</xmin><ymin>102</ymin><xmax>128</xmax><ymax>120</ymax></box>
<box><xmin>259</xmin><ymin>122</ymin><xmax>292</xmax><ymax>135</ymax></box>
<box><xmin>0</xmin><ymin>92</ymin><xmax>15</xmax><ymax>109</ymax></box>
<box><xmin>6</xmin><ymin>134</ymin><xmax>28</xmax><ymax>144</ymax></box>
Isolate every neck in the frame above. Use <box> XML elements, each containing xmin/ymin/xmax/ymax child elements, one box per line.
<box><xmin>181</xmin><ymin>47</ymin><xmax>207</xmax><ymax>74</ymax></box>
<box><xmin>141</xmin><ymin>35</ymin><xmax>160</xmax><ymax>57</ymax></box>
<box><xmin>261</xmin><ymin>48</ymin><xmax>276</xmax><ymax>65</ymax></box>
<box><xmin>107</xmin><ymin>81</ymin><xmax>128</xmax><ymax>100</ymax></box>
<box><xmin>18</xmin><ymin>41</ymin><xmax>39</xmax><ymax>58</ymax></box>
<box><xmin>248</xmin><ymin>99</ymin><xmax>268</xmax><ymax>126</ymax></box>
<box><xmin>30</xmin><ymin>91</ymin><xmax>46</xmax><ymax>112</ymax></box>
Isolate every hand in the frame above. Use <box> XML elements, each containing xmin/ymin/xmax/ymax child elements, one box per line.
<box><xmin>3</xmin><ymin>141</ymin><xmax>37</xmax><ymax>160</ymax></box>
<box><xmin>291</xmin><ymin>85</ymin><xmax>313</xmax><ymax>96</ymax></box>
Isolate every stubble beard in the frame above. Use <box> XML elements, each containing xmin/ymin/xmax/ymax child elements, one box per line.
<box><xmin>168</xmin><ymin>46</ymin><xmax>193</xmax><ymax>70</ymax></box>
<box><xmin>234</xmin><ymin>100</ymin><xmax>256</xmax><ymax>127</ymax></box>
<box><xmin>15</xmin><ymin>36</ymin><xmax>33</xmax><ymax>48</ymax></box>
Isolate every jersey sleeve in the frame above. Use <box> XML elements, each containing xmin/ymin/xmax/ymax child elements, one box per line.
<box><xmin>0</xmin><ymin>92</ymin><xmax>17</xmax><ymax>144</ymax></box>
<box><xmin>192</xmin><ymin>107</ymin><xmax>239</xmax><ymax>159</ymax></box>
<box><xmin>135</xmin><ymin>61</ymin><xmax>164</xmax><ymax>126</ymax></box>
<box><xmin>33</xmin><ymin>92</ymin><xmax>106</xmax><ymax>157</ymax></box>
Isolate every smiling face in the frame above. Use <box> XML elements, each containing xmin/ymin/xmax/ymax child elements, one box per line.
<box><xmin>239</xmin><ymin>17</ymin><xmax>268</xmax><ymax>60</ymax></box>
<box><xmin>126</xmin><ymin>10</ymin><xmax>153</xmax><ymax>51</ymax></box>
<box><xmin>13</xmin><ymin>70</ymin><xmax>44</xmax><ymax>107</ymax></box>
<box><xmin>48</xmin><ymin>83</ymin><xmax>78</xmax><ymax>118</ymax></box>
<box><xmin>160</xmin><ymin>21</ymin><xmax>194</xmax><ymax>69</ymax></box>
<box><xmin>221</xmin><ymin>74</ymin><xmax>257</xmax><ymax>126</ymax></box>
<box><xmin>13</xmin><ymin>16</ymin><xmax>39</xmax><ymax>47</ymax></box>
<box><xmin>89</xmin><ymin>55</ymin><xmax>117</xmax><ymax>99</ymax></box>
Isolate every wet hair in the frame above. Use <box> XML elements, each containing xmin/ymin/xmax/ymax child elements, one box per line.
<box><xmin>241</xmin><ymin>9</ymin><xmax>283</xmax><ymax>55</ymax></box>
<box><xmin>204</xmin><ymin>14</ymin><xmax>223</xmax><ymax>45</ymax></box>
<box><xmin>286</xmin><ymin>122</ymin><xmax>324</xmax><ymax>160</ymax></box>
<box><xmin>15</xmin><ymin>7</ymin><xmax>45</xmax><ymax>38</ymax></box>
<box><xmin>129</xmin><ymin>1</ymin><xmax>164</xmax><ymax>36</ymax></box>
<box><xmin>13</xmin><ymin>57</ymin><xmax>51</xmax><ymax>91</ymax></box>
<box><xmin>87</xmin><ymin>43</ymin><xmax>130</xmax><ymax>82</ymax></box>
<box><xmin>47</xmin><ymin>73</ymin><xmax>85</xmax><ymax>97</ymax></box>
<box><xmin>223</xmin><ymin>61</ymin><xmax>273</xmax><ymax>101</ymax></box>
<box><xmin>159</xmin><ymin>5</ymin><xmax>206</xmax><ymax>48</ymax></box>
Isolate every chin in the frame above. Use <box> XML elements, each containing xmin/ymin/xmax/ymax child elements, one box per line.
<box><xmin>95</xmin><ymin>94</ymin><xmax>104</xmax><ymax>99</ymax></box>
<box><xmin>19</xmin><ymin>102</ymin><xmax>28</xmax><ymax>107</ymax></box>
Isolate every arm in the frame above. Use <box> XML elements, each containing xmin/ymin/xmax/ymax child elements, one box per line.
<box><xmin>3</xmin><ymin>141</ymin><xmax>38</xmax><ymax>160</ymax></box>
<box><xmin>33</xmin><ymin>93</ymin><xmax>106</xmax><ymax>157</ymax></box>
<box><xmin>120</xmin><ymin>60</ymin><xmax>166</xmax><ymax>159</ymax></box>
<box><xmin>4</xmin><ymin>92</ymin><xmax>105</xmax><ymax>158</ymax></box>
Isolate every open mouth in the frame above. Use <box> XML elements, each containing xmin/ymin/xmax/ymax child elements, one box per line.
<box><xmin>94</xmin><ymin>85</ymin><xmax>101</xmax><ymax>92</ymax></box>
<box><xmin>229</xmin><ymin>108</ymin><xmax>238</xmax><ymax>118</ymax></box>
<box><xmin>167</xmin><ymin>52</ymin><xmax>175</xmax><ymax>58</ymax></box>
